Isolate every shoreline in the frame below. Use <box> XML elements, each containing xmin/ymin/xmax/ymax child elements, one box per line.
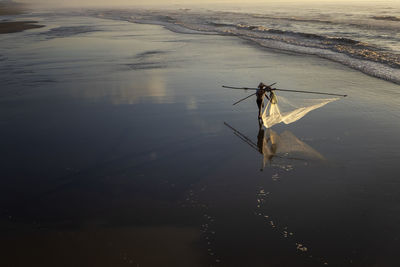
<box><xmin>89</xmin><ymin>9</ymin><xmax>400</xmax><ymax>86</ymax></box>
<box><xmin>144</xmin><ymin>18</ymin><xmax>400</xmax><ymax>85</ymax></box>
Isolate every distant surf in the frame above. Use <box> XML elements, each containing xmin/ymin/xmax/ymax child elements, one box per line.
<box><xmin>371</xmin><ymin>16</ymin><xmax>400</xmax><ymax>22</ymax></box>
<box><xmin>86</xmin><ymin>7</ymin><xmax>400</xmax><ymax>84</ymax></box>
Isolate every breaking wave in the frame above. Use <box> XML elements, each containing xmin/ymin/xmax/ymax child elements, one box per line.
<box><xmin>87</xmin><ymin>9</ymin><xmax>400</xmax><ymax>84</ymax></box>
<box><xmin>371</xmin><ymin>15</ymin><xmax>400</xmax><ymax>22</ymax></box>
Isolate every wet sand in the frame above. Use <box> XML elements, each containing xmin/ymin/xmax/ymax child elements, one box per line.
<box><xmin>0</xmin><ymin>2</ymin><xmax>43</xmax><ymax>34</ymax></box>
<box><xmin>0</xmin><ymin>21</ymin><xmax>44</xmax><ymax>34</ymax></box>
<box><xmin>1</xmin><ymin>14</ymin><xmax>400</xmax><ymax>267</ymax></box>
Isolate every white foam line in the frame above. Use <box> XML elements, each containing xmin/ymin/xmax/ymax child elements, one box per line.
<box><xmin>88</xmin><ymin>11</ymin><xmax>400</xmax><ymax>85</ymax></box>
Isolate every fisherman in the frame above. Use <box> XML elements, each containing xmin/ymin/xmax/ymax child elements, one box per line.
<box><xmin>256</xmin><ymin>82</ymin><xmax>271</xmax><ymax>120</ymax></box>
<box><xmin>269</xmin><ymin>90</ymin><xmax>278</xmax><ymax>104</ymax></box>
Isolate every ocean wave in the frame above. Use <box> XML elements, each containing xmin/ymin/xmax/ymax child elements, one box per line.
<box><xmin>234</xmin><ymin>24</ymin><xmax>363</xmax><ymax>46</ymax></box>
<box><xmin>134</xmin><ymin>18</ymin><xmax>217</xmax><ymax>35</ymax></box>
<box><xmin>371</xmin><ymin>15</ymin><xmax>400</xmax><ymax>22</ymax></box>
<box><xmin>251</xmin><ymin>14</ymin><xmax>335</xmax><ymax>25</ymax></box>
<box><xmin>245</xmin><ymin>13</ymin><xmax>400</xmax><ymax>32</ymax></box>
<box><xmin>87</xmin><ymin>9</ymin><xmax>400</xmax><ymax>84</ymax></box>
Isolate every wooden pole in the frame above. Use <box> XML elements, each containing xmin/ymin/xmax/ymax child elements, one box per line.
<box><xmin>232</xmin><ymin>92</ymin><xmax>256</xmax><ymax>105</ymax></box>
<box><xmin>222</xmin><ymin>85</ymin><xmax>347</xmax><ymax>97</ymax></box>
<box><xmin>274</xmin><ymin>88</ymin><xmax>347</xmax><ymax>97</ymax></box>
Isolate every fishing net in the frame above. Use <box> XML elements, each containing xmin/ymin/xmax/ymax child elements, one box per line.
<box><xmin>261</xmin><ymin>93</ymin><xmax>339</xmax><ymax>128</ymax></box>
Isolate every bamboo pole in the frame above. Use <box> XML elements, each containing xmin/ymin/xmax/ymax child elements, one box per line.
<box><xmin>232</xmin><ymin>93</ymin><xmax>256</xmax><ymax>105</ymax></box>
<box><xmin>222</xmin><ymin>85</ymin><xmax>347</xmax><ymax>97</ymax></box>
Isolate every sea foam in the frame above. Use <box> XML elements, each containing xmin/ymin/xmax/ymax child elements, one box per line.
<box><xmin>87</xmin><ymin>9</ymin><xmax>400</xmax><ymax>84</ymax></box>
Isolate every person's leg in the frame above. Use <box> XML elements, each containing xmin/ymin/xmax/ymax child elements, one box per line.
<box><xmin>257</xmin><ymin>99</ymin><xmax>262</xmax><ymax>118</ymax></box>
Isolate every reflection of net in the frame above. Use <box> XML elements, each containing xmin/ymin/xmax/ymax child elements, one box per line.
<box><xmin>261</xmin><ymin>129</ymin><xmax>325</xmax><ymax>168</ymax></box>
<box><xmin>262</xmin><ymin>94</ymin><xmax>339</xmax><ymax>128</ymax></box>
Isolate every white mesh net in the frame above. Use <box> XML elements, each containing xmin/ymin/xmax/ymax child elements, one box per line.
<box><xmin>261</xmin><ymin>93</ymin><xmax>339</xmax><ymax>128</ymax></box>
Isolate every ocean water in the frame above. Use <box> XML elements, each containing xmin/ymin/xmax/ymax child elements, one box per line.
<box><xmin>86</xmin><ymin>1</ymin><xmax>400</xmax><ymax>84</ymax></box>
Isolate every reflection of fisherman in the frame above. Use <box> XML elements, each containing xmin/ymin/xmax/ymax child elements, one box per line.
<box><xmin>257</xmin><ymin>126</ymin><xmax>279</xmax><ymax>170</ymax></box>
<box><xmin>257</xmin><ymin>124</ymin><xmax>265</xmax><ymax>154</ymax></box>
<box><xmin>256</xmin><ymin>82</ymin><xmax>272</xmax><ymax>121</ymax></box>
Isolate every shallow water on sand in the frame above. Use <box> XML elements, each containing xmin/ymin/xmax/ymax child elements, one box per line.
<box><xmin>1</xmin><ymin>14</ymin><xmax>400</xmax><ymax>267</ymax></box>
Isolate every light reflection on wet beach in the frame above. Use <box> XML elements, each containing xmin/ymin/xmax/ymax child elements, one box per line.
<box><xmin>73</xmin><ymin>73</ymin><xmax>170</xmax><ymax>105</ymax></box>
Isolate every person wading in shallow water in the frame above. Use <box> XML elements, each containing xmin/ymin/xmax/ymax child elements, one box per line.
<box><xmin>256</xmin><ymin>82</ymin><xmax>272</xmax><ymax>122</ymax></box>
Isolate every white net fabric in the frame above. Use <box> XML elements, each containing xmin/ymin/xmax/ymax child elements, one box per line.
<box><xmin>261</xmin><ymin>93</ymin><xmax>339</xmax><ymax>128</ymax></box>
